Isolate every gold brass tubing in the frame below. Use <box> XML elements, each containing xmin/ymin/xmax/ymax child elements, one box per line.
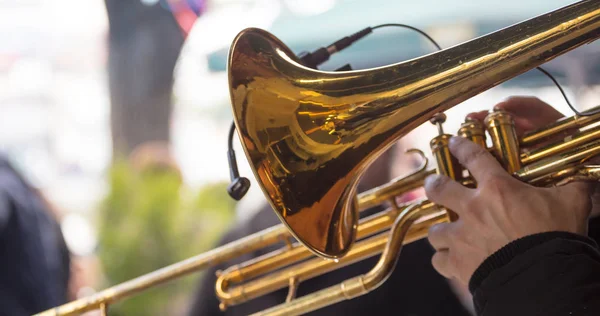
<box><xmin>521</xmin><ymin>125</ymin><xmax>600</xmax><ymax>165</ymax></box>
<box><xmin>217</xmin><ymin>173</ymin><xmax>474</xmax><ymax>307</ymax></box>
<box><xmin>556</xmin><ymin>165</ymin><xmax>600</xmax><ymax>186</ymax></box>
<box><xmin>526</xmin><ymin>164</ymin><xmax>600</xmax><ymax>187</ymax></box>
<box><xmin>217</xmin><ymin>159</ymin><xmax>437</xmax><ymax>309</ymax></box>
<box><xmin>237</xmin><ymin>128</ymin><xmax>600</xmax><ymax>314</ymax></box>
<box><xmin>515</xmin><ymin>139</ymin><xmax>600</xmax><ymax>183</ymax></box>
<box><xmin>485</xmin><ymin>110</ymin><xmax>521</xmax><ymax>173</ymax></box>
<box><xmin>458</xmin><ymin>118</ymin><xmax>487</xmax><ymax>148</ymax></box>
<box><xmin>34</xmin><ymin>225</ymin><xmax>294</xmax><ymax>316</ymax></box>
<box><xmin>217</xmin><ymin>207</ymin><xmax>403</xmax><ymax>286</ymax></box>
<box><xmin>521</xmin><ymin>112</ymin><xmax>600</xmax><ymax>146</ymax></box>
<box><xmin>218</xmin><ymin>232</ymin><xmax>391</xmax><ymax>307</ymax></box>
<box><xmin>430</xmin><ymin>134</ymin><xmax>462</xmax><ymax>221</ymax></box>
<box><xmin>37</xmin><ymin>148</ymin><xmax>434</xmax><ymax>316</ymax></box>
<box><xmin>229</xmin><ymin>1</ymin><xmax>600</xmax><ymax>258</ymax></box>
<box><xmin>216</xmin><ymin>204</ymin><xmax>414</xmax><ymax>307</ymax></box>
<box><xmin>356</xmin><ymin>149</ymin><xmax>431</xmax><ymax>213</ymax></box>
<box><xmin>219</xmin><ymin>202</ymin><xmax>412</xmax><ymax>286</ymax></box>
<box><xmin>458</xmin><ymin>118</ymin><xmax>487</xmax><ymax>187</ymax></box>
<box><xmin>357</xmin><ymin>164</ymin><xmax>434</xmax><ymax>211</ymax></box>
<box><xmin>430</xmin><ymin>135</ymin><xmax>463</xmax><ymax>182</ymax></box>
<box><xmin>249</xmin><ymin>200</ymin><xmax>438</xmax><ymax>316</ymax></box>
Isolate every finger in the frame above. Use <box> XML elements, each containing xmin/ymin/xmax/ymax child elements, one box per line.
<box><xmin>448</xmin><ymin>136</ymin><xmax>508</xmax><ymax>181</ymax></box>
<box><xmin>494</xmin><ymin>96</ymin><xmax>562</xmax><ymax>120</ymax></box>
<box><xmin>466</xmin><ymin>110</ymin><xmax>489</xmax><ymax>123</ymax></box>
<box><xmin>424</xmin><ymin>174</ymin><xmax>472</xmax><ymax>212</ymax></box>
<box><xmin>427</xmin><ymin>222</ymin><xmax>454</xmax><ymax>251</ymax></box>
<box><xmin>494</xmin><ymin>96</ymin><xmax>565</xmax><ymax>136</ymax></box>
<box><xmin>431</xmin><ymin>250</ymin><xmax>453</xmax><ymax>279</ymax></box>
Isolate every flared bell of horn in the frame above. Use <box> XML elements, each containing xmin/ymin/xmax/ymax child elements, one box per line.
<box><xmin>227</xmin><ymin>0</ymin><xmax>600</xmax><ymax>259</ymax></box>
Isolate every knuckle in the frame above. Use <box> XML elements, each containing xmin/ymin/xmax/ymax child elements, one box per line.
<box><xmin>425</xmin><ymin>174</ymin><xmax>449</xmax><ymax>194</ymax></box>
<box><xmin>428</xmin><ymin>223</ymin><xmax>448</xmax><ymax>241</ymax></box>
<box><xmin>460</xmin><ymin>146</ymin><xmax>488</xmax><ymax>168</ymax></box>
<box><xmin>482</xmin><ymin>176</ymin><xmax>511</xmax><ymax>197</ymax></box>
<box><xmin>431</xmin><ymin>252</ymin><xmax>447</xmax><ymax>275</ymax></box>
<box><xmin>461</xmin><ymin>197</ymin><xmax>478</xmax><ymax>214</ymax></box>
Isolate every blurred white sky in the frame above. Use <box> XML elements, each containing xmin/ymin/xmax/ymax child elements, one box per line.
<box><xmin>0</xmin><ymin>0</ymin><xmax>594</xmax><ymax>256</ymax></box>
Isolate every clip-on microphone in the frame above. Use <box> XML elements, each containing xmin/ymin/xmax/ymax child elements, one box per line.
<box><xmin>227</xmin><ymin>122</ymin><xmax>251</xmax><ymax>200</ymax></box>
<box><xmin>226</xmin><ymin>27</ymin><xmax>373</xmax><ymax>201</ymax></box>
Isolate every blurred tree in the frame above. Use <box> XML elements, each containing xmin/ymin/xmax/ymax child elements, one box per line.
<box><xmin>96</xmin><ymin>157</ymin><xmax>235</xmax><ymax>316</ymax></box>
<box><xmin>104</xmin><ymin>0</ymin><xmax>185</xmax><ymax>157</ymax></box>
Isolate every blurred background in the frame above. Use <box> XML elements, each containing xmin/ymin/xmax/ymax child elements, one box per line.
<box><xmin>1</xmin><ymin>0</ymin><xmax>599</xmax><ymax>315</ymax></box>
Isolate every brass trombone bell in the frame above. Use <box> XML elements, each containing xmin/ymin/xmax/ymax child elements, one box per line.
<box><xmin>227</xmin><ymin>0</ymin><xmax>600</xmax><ymax>259</ymax></box>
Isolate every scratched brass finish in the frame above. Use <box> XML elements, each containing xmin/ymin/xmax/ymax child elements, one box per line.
<box><xmin>35</xmin><ymin>2</ymin><xmax>600</xmax><ymax>316</ymax></box>
<box><xmin>228</xmin><ymin>0</ymin><xmax>600</xmax><ymax>258</ymax></box>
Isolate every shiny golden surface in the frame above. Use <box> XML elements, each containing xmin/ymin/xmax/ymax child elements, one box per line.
<box><xmin>216</xmin><ymin>206</ymin><xmax>448</xmax><ymax>309</ymax></box>
<box><xmin>485</xmin><ymin>111</ymin><xmax>522</xmax><ymax>173</ymax></box>
<box><xmin>521</xmin><ymin>124</ymin><xmax>600</xmax><ymax>164</ymax></box>
<box><xmin>458</xmin><ymin>118</ymin><xmax>487</xmax><ymax>148</ymax></box>
<box><xmin>515</xmin><ymin>138</ymin><xmax>600</xmax><ymax>184</ymax></box>
<box><xmin>35</xmin><ymin>1</ymin><xmax>600</xmax><ymax>315</ymax></box>
<box><xmin>521</xmin><ymin>111</ymin><xmax>600</xmax><ymax>146</ymax></box>
<box><xmin>249</xmin><ymin>200</ymin><xmax>437</xmax><ymax>316</ymax></box>
<box><xmin>228</xmin><ymin>0</ymin><xmax>600</xmax><ymax>258</ymax></box>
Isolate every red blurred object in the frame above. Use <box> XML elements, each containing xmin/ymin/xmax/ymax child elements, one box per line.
<box><xmin>166</xmin><ymin>0</ymin><xmax>205</xmax><ymax>37</ymax></box>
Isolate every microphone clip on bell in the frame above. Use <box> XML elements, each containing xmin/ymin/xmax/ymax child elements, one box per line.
<box><xmin>298</xmin><ymin>27</ymin><xmax>372</xmax><ymax>69</ymax></box>
<box><xmin>227</xmin><ymin>122</ymin><xmax>251</xmax><ymax>200</ymax></box>
<box><xmin>225</xmin><ymin>27</ymin><xmax>374</xmax><ymax>201</ymax></box>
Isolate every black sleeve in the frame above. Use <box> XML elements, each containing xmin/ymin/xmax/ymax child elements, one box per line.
<box><xmin>469</xmin><ymin>231</ymin><xmax>600</xmax><ymax>316</ymax></box>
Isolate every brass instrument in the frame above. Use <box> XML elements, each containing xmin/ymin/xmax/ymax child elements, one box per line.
<box><xmin>36</xmin><ymin>1</ymin><xmax>600</xmax><ymax>315</ymax></box>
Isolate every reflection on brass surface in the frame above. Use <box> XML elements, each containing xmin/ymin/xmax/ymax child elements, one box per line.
<box><xmin>228</xmin><ymin>0</ymin><xmax>600</xmax><ymax>258</ymax></box>
<box><xmin>35</xmin><ymin>1</ymin><xmax>600</xmax><ymax>315</ymax></box>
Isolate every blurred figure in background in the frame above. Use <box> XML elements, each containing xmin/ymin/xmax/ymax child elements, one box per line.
<box><xmin>187</xmin><ymin>140</ymin><xmax>473</xmax><ymax>316</ymax></box>
<box><xmin>0</xmin><ymin>152</ymin><xmax>71</xmax><ymax>315</ymax></box>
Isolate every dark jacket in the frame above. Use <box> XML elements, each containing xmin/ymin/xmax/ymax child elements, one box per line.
<box><xmin>469</xmin><ymin>218</ymin><xmax>600</xmax><ymax>316</ymax></box>
<box><xmin>188</xmin><ymin>204</ymin><xmax>472</xmax><ymax>316</ymax></box>
<box><xmin>0</xmin><ymin>154</ymin><xmax>71</xmax><ymax>316</ymax></box>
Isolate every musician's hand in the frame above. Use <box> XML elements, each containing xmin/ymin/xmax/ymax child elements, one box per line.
<box><xmin>466</xmin><ymin>96</ymin><xmax>564</xmax><ymax>137</ymax></box>
<box><xmin>424</xmin><ymin>136</ymin><xmax>593</xmax><ymax>287</ymax></box>
<box><xmin>424</xmin><ymin>96</ymin><xmax>598</xmax><ymax>287</ymax></box>
<box><xmin>468</xmin><ymin>96</ymin><xmax>600</xmax><ymax>218</ymax></box>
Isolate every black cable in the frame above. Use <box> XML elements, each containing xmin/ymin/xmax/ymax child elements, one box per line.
<box><xmin>535</xmin><ymin>66</ymin><xmax>600</xmax><ymax>116</ymax></box>
<box><xmin>225</xmin><ymin>23</ymin><xmax>597</xmax><ymax>200</ymax></box>
<box><xmin>371</xmin><ymin>23</ymin><xmax>598</xmax><ymax>117</ymax></box>
<box><xmin>228</xmin><ymin>121</ymin><xmax>235</xmax><ymax>160</ymax></box>
<box><xmin>227</xmin><ymin>121</ymin><xmax>250</xmax><ymax>200</ymax></box>
<box><xmin>372</xmin><ymin>23</ymin><xmax>442</xmax><ymax>51</ymax></box>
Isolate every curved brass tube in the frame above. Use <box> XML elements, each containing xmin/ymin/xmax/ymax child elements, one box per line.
<box><xmin>215</xmin><ymin>116</ymin><xmax>600</xmax><ymax>309</ymax></box>
<box><xmin>216</xmin><ymin>204</ymin><xmax>447</xmax><ymax>309</ymax></box>
<box><xmin>34</xmin><ymin>149</ymin><xmax>431</xmax><ymax>316</ymax></box>
<box><xmin>239</xmin><ymin>135</ymin><xmax>600</xmax><ymax>316</ymax></box>
<box><xmin>249</xmin><ymin>200</ymin><xmax>437</xmax><ymax>316</ymax></box>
